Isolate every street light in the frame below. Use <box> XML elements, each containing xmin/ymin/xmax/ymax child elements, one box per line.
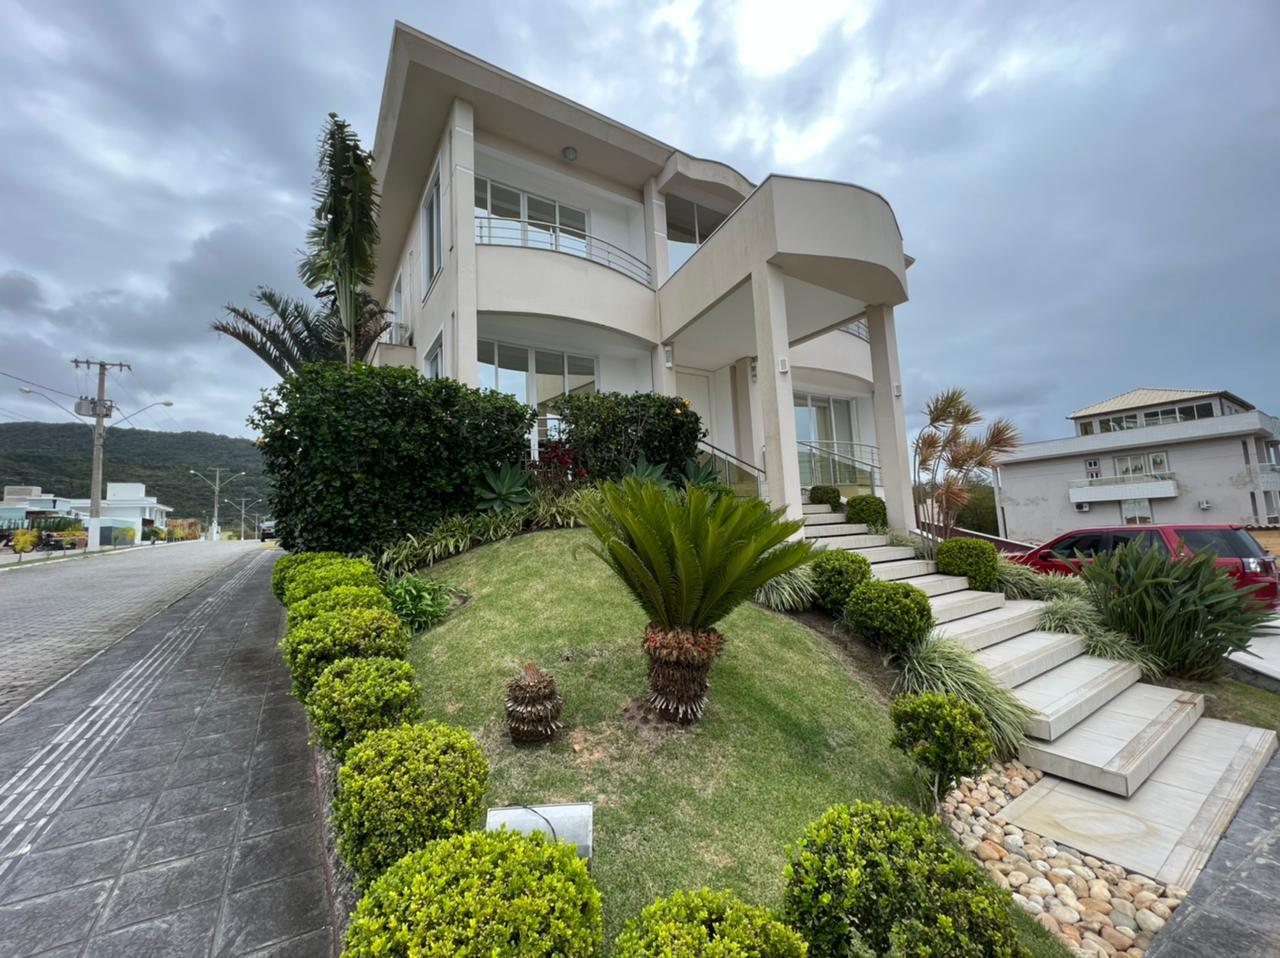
<box><xmin>223</xmin><ymin>497</ymin><xmax>262</xmax><ymax>541</ymax></box>
<box><xmin>190</xmin><ymin>468</ymin><xmax>245</xmax><ymax>541</ymax></box>
<box><xmin>108</xmin><ymin>400</ymin><xmax>175</xmax><ymax>430</ymax></box>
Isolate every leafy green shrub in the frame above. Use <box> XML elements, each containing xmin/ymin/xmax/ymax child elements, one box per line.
<box><xmin>890</xmin><ymin>692</ymin><xmax>994</xmax><ymax>803</ymax></box>
<box><xmin>334</xmin><ymin>722</ymin><xmax>489</xmax><ymax>885</ymax></box>
<box><xmin>936</xmin><ymin>538</ymin><xmax>999</xmax><ymax>592</ymax></box>
<box><xmin>844</xmin><ymin>495</ymin><xmax>886</xmax><ymax>528</ymax></box>
<box><xmin>552</xmin><ymin>392</ymin><xmax>703</xmax><ymax>482</ymax></box>
<box><xmin>810</xmin><ymin>550</ymin><xmax>872</xmax><ymax>616</ymax></box>
<box><xmin>286</xmin><ymin>585</ymin><xmax>391</xmax><ymax>630</ymax></box>
<box><xmin>680</xmin><ymin>457</ymin><xmax>722</xmax><ymax>490</ymax></box>
<box><xmin>615</xmin><ymin>888</ymin><xmax>807</xmax><ymax>958</ymax></box>
<box><xmin>342</xmin><ymin>829</ymin><xmax>600</xmax><ymax>957</ymax></box>
<box><xmin>476</xmin><ymin>462</ymin><xmax>533</xmax><ymax>513</ymax></box>
<box><xmin>279</xmin><ymin>608</ymin><xmax>408</xmax><ymax>699</ymax></box>
<box><xmin>783</xmin><ymin>802</ymin><xmax>1027</xmax><ymax>958</ymax></box>
<box><xmin>1083</xmin><ymin>629</ymin><xmax>1164</xmax><ymax>677</ymax></box>
<box><xmin>1039</xmin><ymin>593</ymin><xmax>1105</xmax><ymax>637</ymax></box>
<box><xmin>842</xmin><ymin>580</ymin><xmax>932</xmax><ymax>654</ymax></box>
<box><xmin>1081</xmin><ymin>542</ymin><xmax>1271</xmax><ymax>678</ymax></box>
<box><xmin>305</xmin><ymin>657</ymin><xmax>422</xmax><ymax>759</ymax></box>
<box><xmin>996</xmin><ymin>557</ymin><xmax>1089</xmax><ymax>601</ymax></box>
<box><xmin>250</xmin><ymin>363</ymin><xmax>534</xmax><ymax>553</ymax></box>
<box><xmin>283</xmin><ymin>557</ymin><xmax>380</xmax><ymax>606</ymax></box>
<box><xmin>807</xmin><ymin>485</ymin><xmax>841</xmax><ymax>508</ymax></box>
<box><xmin>884</xmin><ymin>890</ymin><xmax>1028</xmax><ymax>958</ymax></box>
<box><xmin>111</xmin><ymin>527</ymin><xmax>136</xmax><ymax>546</ymax></box>
<box><xmin>754</xmin><ymin>563</ymin><xmax>817</xmax><ymax>612</ymax></box>
<box><xmin>894</xmin><ymin>637</ymin><xmax>1031</xmax><ymax>756</ymax></box>
<box><xmin>382</xmin><ymin>572</ymin><xmax>454</xmax><ymax>633</ymax></box>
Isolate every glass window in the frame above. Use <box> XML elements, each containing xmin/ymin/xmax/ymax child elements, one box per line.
<box><xmin>833</xmin><ymin>400</ymin><xmax>855</xmax><ymax>446</ymax></box>
<box><xmin>697</xmin><ymin>205</ymin><xmax>727</xmax><ymax>239</ymax></box>
<box><xmin>424</xmin><ymin>336</ymin><xmax>442</xmax><ymax>380</ymax></box>
<box><xmin>1195</xmin><ymin>402</ymin><xmax>1214</xmax><ymax>419</ymax></box>
<box><xmin>477</xmin><ymin>340</ymin><xmax>496</xmax><ymax>391</ymax></box>
<box><xmin>489</xmin><ymin>182</ymin><xmax>522</xmax><ymax>246</ymax></box>
<box><xmin>1110</xmin><ymin>530</ymin><xmax>1169</xmax><ymax>554</ymax></box>
<box><xmin>526</xmin><ymin>195</ymin><xmax>556</xmax><ymax>251</ymax></box>
<box><xmin>1148</xmin><ymin>450</ymin><xmax>1169</xmax><ymax>474</ymax></box>
<box><xmin>474</xmin><ymin>176</ymin><xmax>489</xmax><ymax>214</ymax></box>
<box><xmin>421</xmin><ymin>177</ymin><xmax>442</xmax><ymax>290</ymax></box>
<box><xmin>1115</xmin><ymin>455</ymin><xmax>1146</xmax><ymax>476</ymax></box>
<box><xmin>558</xmin><ymin>205</ymin><xmax>587</xmax><ymax>256</ymax></box>
<box><xmin>1053</xmin><ymin>533</ymin><xmax>1106</xmax><ymax>557</ymax></box>
<box><xmin>1079</xmin><ymin>421</ymin><xmax>1095</xmax><ymax>435</ymax></box>
<box><xmin>1175</xmin><ymin>528</ymin><xmax>1265</xmax><ymax>559</ymax></box>
<box><xmin>665</xmin><ymin>195</ymin><xmax>698</xmax><ymax>244</ymax></box>
<box><xmin>566</xmin><ymin>354</ymin><xmax>595</xmax><ymax>397</ymax></box>
<box><xmin>1120</xmin><ymin>499</ymin><xmax>1153</xmax><ymax>524</ymax></box>
<box><xmin>1085</xmin><ymin>459</ymin><xmax>1101</xmax><ymax>480</ymax></box>
<box><xmin>535</xmin><ymin>350</ymin><xmax>565</xmax><ymax>412</ymax></box>
<box><xmin>496</xmin><ymin>343</ymin><xmax>528</xmax><ymax>401</ymax></box>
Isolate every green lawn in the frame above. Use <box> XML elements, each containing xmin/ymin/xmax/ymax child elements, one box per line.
<box><xmin>411</xmin><ymin>528</ymin><xmax>1069</xmax><ymax>955</ymax></box>
<box><xmin>1156</xmin><ymin>672</ymin><xmax>1280</xmax><ymax>734</ymax></box>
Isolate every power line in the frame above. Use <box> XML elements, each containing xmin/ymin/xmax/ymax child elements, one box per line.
<box><xmin>0</xmin><ymin>370</ymin><xmax>78</xmax><ymax>398</ymax></box>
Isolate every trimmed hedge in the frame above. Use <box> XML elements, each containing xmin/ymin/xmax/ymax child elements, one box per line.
<box><xmin>810</xmin><ymin>551</ymin><xmax>872</xmax><ymax>617</ymax></box>
<box><xmin>936</xmin><ymin>537</ymin><xmax>1000</xmax><ymax>592</ymax></box>
<box><xmin>279</xmin><ymin>608</ymin><xmax>408</xmax><ymax>699</ymax></box>
<box><xmin>305</xmin><ymin>657</ymin><xmax>422</xmax><ymax>759</ymax></box>
<box><xmin>271</xmin><ymin>551</ymin><xmax>342</xmax><ymax>602</ymax></box>
<box><xmin>890</xmin><ymin>692</ymin><xmax>994</xmax><ymax>802</ymax></box>
<box><xmin>286</xmin><ymin>585</ymin><xmax>392</xmax><ymax>630</ymax></box>
<box><xmin>615</xmin><ymin>888</ymin><xmax>807</xmax><ymax>958</ymax></box>
<box><xmin>807</xmin><ymin>485</ymin><xmax>841</xmax><ymax>508</ymax></box>
<box><xmin>844</xmin><ymin>495</ymin><xmax>886</xmax><ymax>528</ymax></box>
<box><xmin>283</xmin><ymin>557</ymin><xmax>380</xmax><ymax>607</ymax></box>
<box><xmin>342</xmin><ymin>829</ymin><xmax>601</xmax><ymax>957</ymax></box>
<box><xmin>842</xmin><ymin>580</ymin><xmax>933</xmax><ymax>655</ymax></box>
<box><xmin>551</xmin><ymin>392</ymin><xmax>703</xmax><ymax>482</ymax></box>
<box><xmin>334</xmin><ymin>722</ymin><xmax>489</xmax><ymax>885</ymax></box>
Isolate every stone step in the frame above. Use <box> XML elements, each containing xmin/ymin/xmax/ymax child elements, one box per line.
<box><xmin>803</xmin><ymin>512</ymin><xmax>857</xmax><ymax>527</ymax></box>
<box><xmin>808</xmin><ymin>534</ymin><xmax>890</xmax><ymax>550</ymax></box>
<box><xmin>802</xmin><ymin>503</ymin><xmax>834</xmax><ymax>514</ymax></box>
<box><xmin>974</xmin><ymin>631</ymin><xmax>1086</xmax><ymax>687</ymax></box>
<box><xmin>870</xmin><ymin>559</ymin><xmax>938</xmax><ymax>581</ymax></box>
<box><xmin>1019</xmin><ymin>684</ymin><xmax>1204</xmax><ymax>797</ymax></box>
<box><xmin>803</xmin><ymin>522</ymin><xmax>872</xmax><ymax>538</ymax></box>
<box><xmin>841</xmin><ymin>544</ymin><xmax>917</xmax><ymax>563</ymax></box>
<box><xmin>899</xmin><ymin>573</ymin><xmax>969</xmax><ymax>597</ymax></box>
<box><xmin>933</xmin><ymin>601</ymin><xmax>1045</xmax><ymax>651</ymax></box>
<box><xmin>929</xmin><ymin>589</ymin><xmax>1007</xmax><ymax>624</ymax></box>
<box><xmin>1013</xmin><ymin>657</ymin><xmax>1142</xmax><ymax>741</ymax></box>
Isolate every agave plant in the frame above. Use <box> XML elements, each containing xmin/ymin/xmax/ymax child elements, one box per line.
<box><xmin>680</xmin><ymin>456</ymin><xmax>722</xmax><ymax>489</ymax></box>
<box><xmin>475</xmin><ymin>462</ymin><xmax>533</xmax><ymax>513</ymax></box>
<box><xmin>578</xmin><ymin>477</ymin><xmax>812</xmax><ymax>723</ymax></box>
<box><xmin>624</xmin><ymin>452</ymin><xmax>672</xmax><ymax>489</ymax></box>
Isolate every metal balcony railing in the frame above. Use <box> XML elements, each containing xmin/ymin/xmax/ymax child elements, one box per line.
<box><xmin>840</xmin><ymin>317</ymin><xmax>870</xmax><ymax>342</ymax></box>
<box><xmin>1068</xmin><ymin>472</ymin><xmax>1177</xmax><ymax>489</ymax></box>
<box><xmin>379</xmin><ymin>322</ymin><xmax>412</xmax><ymax>346</ymax></box>
<box><xmin>475</xmin><ymin>216</ymin><xmax>652</xmax><ymax>285</ymax></box>
<box><xmin>797</xmin><ymin>439</ymin><xmax>880</xmax><ymax>490</ymax></box>
<box><xmin>696</xmin><ymin>441</ymin><xmax>763</xmax><ymax>498</ymax></box>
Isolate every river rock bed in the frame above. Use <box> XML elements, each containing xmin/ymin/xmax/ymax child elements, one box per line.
<box><xmin>943</xmin><ymin>762</ymin><xmax>1188</xmax><ymax>957</ymax></box>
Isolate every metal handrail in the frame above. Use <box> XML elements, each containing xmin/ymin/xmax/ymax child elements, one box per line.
<box><xmin>1068</xmin><ymin>472</ymin><xmax>1177</xmax><ymax>489</ymax></box>
<box><xmin>697</xmin><ymin>439</ymin><xmax>763</xmax><ymax>477</ymax></box>
<box><xmin>796</xmin><ymin>438</ymin><xmax>880</xmax><ymax>489</ymax></box>
<box><xmin>379</xmin><ymin>322</ymin><xmax>412</xmax><ymax>346</ymax></box>
<box><xmin>839</xmin><ymin>318</ymin><xmax>870</xmax><ymax>342</ymax></box>
<box><xmin>475</xmin><ymin>216</ymin><xmax>652</xmax><ymax>285</ymax></box>
<box><xmin>796</xmin><ymin>439</ymin><xmax>879</xmax><ymax>467</ymax></box>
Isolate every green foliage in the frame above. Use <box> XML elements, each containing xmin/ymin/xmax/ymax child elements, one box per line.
<box><xmin>844</xmin><ymin>495</ymin><xmax>886</xmax><ymax>528</ymax></box>
<box><xmin>1039</xmin><ymin>594</ymin><xmax>1106</xmax><ymax>638</ymax></box>
<box><xmin>842</xmin><ymin>580</ymin><xmax>933</xmax><ymax>655</ymax></box>
<box><xmin>342</xmin><ymin>829</ymin><xmax>601</xmax><ymax>957</ymax></box>
<box><xmin>996</xmin><ymin>558</ymin><xmax>1089</xmax><ymax>601</ymax></box>
<box><xmin>810</xmin><ymin>550</ymin><xmax>872</xmax><ymax>616</ymax></box>
<box><xmin>1083</xmin><ymin>630</ymin><xmax>1164</xmax><ymax>678</ymax></box>
<box><xmin>305</xmin><ymin>657</ymin><xmax>422</xmax><ymax>759</ymax></box>
<box><xmin>783</xmin><ymin>802</ymin><xmax>1028</xmax><ymax>958</ymax></box>
<box><xmin>807</xmin><ymin>485</ymin><xmax>841</xmax><ymax>508</ymax></box>
<box><xmin>334</xmin><ymin>722</ymin><xmax>489</xmax><ymax>885</ymax></box>
<box><xmin>382</xmin><ymin>572</ymin><xmax>455</xmax><ymax>633</ymax></box>
<box><xmin>111</xmin><ymin>527</ymin><xmax>136</xmax><ymax>546</ymax></box>
<box><xmin>272</xmin><ymin>551</ymin><xmax>343</xmax><ymax>602</ymax></box>
<box><xmin>476</xmin><ymin>462</ymin><xmax>534</xmax><ymax>513</ymax></box>
<box><xmin>578</xmin><ymin>478</ymin><xmax>812</xmax><ymax>632</ymax></box>
<box><xmin>953</xmin><ymin>482</ymin><xmax>998</xmax><ymax>536</ymax></box>
<box><xmin>552</xmin><ymin>392</ymin><xmax>704</xmax><ymax>482</ymax></box>
<box><xmin>286</xmin><ymin>585</ymin><xmax>391</xmax><ymax>630</ymax></box>
<box><xmin>680</xmin><ymin>457</ymin><xmax>722</xmax><ymax>490</ymax></box>
<box><xmin>614</xmin><ymin>888</ymin><xmax>807</xmax><ymax>958</ymax></box>
<box><xmin>890</xmin><ymin>692</ymin><xmax>995</xmax><ymax>803</ymax></box>
<box><xmin>753</xmin><ymin>563</ymin><xmax>817</xmax><ymax>612</ymax></box>
<box><xmin>279</xmin><ymin>607</ymin><xmax>408</xmax><ymax>699</ymax></box>
<box><xmin>894</xmin><ymin>637</ymin><xmax>1031</xmax><ymax>756</ymax></box>
<box><xmin>1081</xmin><ymin>542</ymin><xmax>1271</xmax><ymax>679</ymax></box>
<box><xmin>936</xmin><ymin>538</ymin><xmax>1000</xmax><ymax>592</ymax></box>
<box><xmin>282</xmin><ymin>556</ymin><xmax>380</xmax><ymax>606</ymax></box>
<box><xmin>625</xmin><ymin>451</ymin><xmax>673</xmax><ymax>489</ymax></box>
<box><xmin>249</xmin><ymin>363</ymin><xmax>534</xmax><ymax>553</ymax></box>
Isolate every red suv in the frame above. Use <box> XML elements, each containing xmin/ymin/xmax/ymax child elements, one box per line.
<box><xmin>1012</xmin><ymin>524</ymin><xmax>1280</xmax><ymax>607</ymax></box>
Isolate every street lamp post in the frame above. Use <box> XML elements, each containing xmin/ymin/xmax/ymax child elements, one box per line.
<box><xmin>190</xmin><ymin>469</ymin><xmax>244</xmax><ymax>541</ymax></box>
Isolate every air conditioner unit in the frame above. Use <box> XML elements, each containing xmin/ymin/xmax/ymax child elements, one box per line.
<box><xmin>1074</xmin><ymin>502</ymin><xmax>1090</xmax><ymax>513</ymax></box>
<box><xmin>1197</xmin><ymin>500</ymin><xmax>1212</xmax><ymax>511</ymax></box>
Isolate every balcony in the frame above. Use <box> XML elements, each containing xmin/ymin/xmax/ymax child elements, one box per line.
<box><xmin>1067</xmin><ymin>473</ymin><xmax>1179</xmax><ymax>503</ymax></box>
<box><xmin>475</xmin><ymin>216</ymin><xmax>651</xmax><ymax>285</ymax></box>
<box><xmin>1258</xmin><ymin>464</ymin><xmax>1280</xmax><ymax>492</ymax></box>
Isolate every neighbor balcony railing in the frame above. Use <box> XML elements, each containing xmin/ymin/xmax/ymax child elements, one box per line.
<box><xmin>475</xmin><ymin>216</ymin><xmax>652</xmax><ymax>285</ymax></box>
<box><xmin>1068</xmin><ymin>472</ymin><xmax>1177</xmax><ymax>489</ymax></box>
<box><xmin>839</xmin><ymin>317</ymin><xmax>870</xmax><ymax>342</ymax></box>
<box><xmin>379</xmin><ymin>322</ymin><xmax>412</xmax><ymax>346</ymax></box>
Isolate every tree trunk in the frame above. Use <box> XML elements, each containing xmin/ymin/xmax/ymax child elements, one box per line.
<box><xmin>643</xmin><ymin>624</ymin><xmax>725</xmax><ymax>724</ymax></box>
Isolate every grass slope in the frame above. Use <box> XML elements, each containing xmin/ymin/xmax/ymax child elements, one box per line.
<box><xmin>412</xmin><ymin>529</ymin><xmax>1069</xmax><ymax>955</ymax></box>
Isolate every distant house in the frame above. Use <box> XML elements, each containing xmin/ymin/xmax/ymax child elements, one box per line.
<box><xmin>1</xmin><ymin>482</ymin><xmax>172</xmax><ymax>543</ymax></box>
<box><xmin>994</xmin><ymin>388</ymin><xmax>1280</xmax><ymax>543</ymax></box>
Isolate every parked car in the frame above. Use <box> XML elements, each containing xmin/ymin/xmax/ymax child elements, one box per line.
<box><xmin>1012</xmin><ymin>524</ymin><xmax>1279</xmax><ymax>607</ymax></box>
<box><xmin>259</xmin><ymin>519</ymin><xmax>276</xmax><ymax>541</ymax></box>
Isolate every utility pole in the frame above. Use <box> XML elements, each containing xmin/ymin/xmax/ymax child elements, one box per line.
<box><xmin>223</xmin><ymin>497</ymin><xmax>261</xmax><ymax>541</ymax></box>
<box><xmin>72</xmin><ymin>358</ymin><xmax>130</xmax><ymax>552</ymax></box>
<box><xmin>190</xmin><ymin>468</ymin><xmax>244</xmax><ymax>541</ymax></box>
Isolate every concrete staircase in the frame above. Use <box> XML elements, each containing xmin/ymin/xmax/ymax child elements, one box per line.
<box><xmin>803</xmin><ymin>501</ymin><xmax>1276</xmax><ymax>847</ymax></box>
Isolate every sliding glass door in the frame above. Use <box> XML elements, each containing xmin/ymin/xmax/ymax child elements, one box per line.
<box><xmin>478</xmin><ymin>339</ymin><xmax>596</xmax><ymax>457</ymax></box>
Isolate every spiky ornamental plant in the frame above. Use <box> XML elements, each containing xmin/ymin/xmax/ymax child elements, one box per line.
<box><xmin>910</xmin><ymin>388</ymin><xmax>1019</xmax><ymax>558</ymax></box>
<box><xmin>505</xmin><ymin>662</ymin><xmax>564</xmax><ymax>744</ymax></box>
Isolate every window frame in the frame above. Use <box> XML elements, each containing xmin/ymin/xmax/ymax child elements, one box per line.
<box><xmin>421</xmin><ymin>171</ymin><xmax>443</xmax><ymax>300</ymax></box>
<box><xmin>473</xmin><ymin>175</ymin><xmax>590</xmax><ymax>253</ymax></box>
<box><xmin>424</xmin><ymin>333</ymin><xmax>443</xmax><ymax>380</ymax></box>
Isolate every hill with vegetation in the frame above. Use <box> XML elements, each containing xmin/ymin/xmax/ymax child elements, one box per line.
<box><xmin>0</xmin><ymin>421</ymin><xmax>270</xmax><ymax>523</ymax></box>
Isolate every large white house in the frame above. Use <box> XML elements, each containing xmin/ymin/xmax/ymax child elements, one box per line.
<box><xmin>366</xmin><ymin>22</ymin><xmax>916</xmax><ymax>527</ymax></box>
<box><xmin>1</xmin><ymin>482</ymin><xmax>171</xmax><ymax>543</ymax></box>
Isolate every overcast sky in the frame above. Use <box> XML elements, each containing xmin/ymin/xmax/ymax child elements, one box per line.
<box><xmin>1</xmin><ymin>0</ymin><xmax>1277</xmax><ymax>442</ymax></box>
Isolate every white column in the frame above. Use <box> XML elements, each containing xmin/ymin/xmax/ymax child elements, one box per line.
<box><xmin>867</xmin><ymin>304</ymin><xmax>916</xmax><ymax>532</ymax></box>
<box><xmin>642</xmin><ymin>178</ymin><xmax>668</xmax><ymax>288</ymax></box>
<box><xmin>750</xmin><ymin>265</ymin><xmax>802</xmax><ymax>520</ymax></box>
<box><xmin>449</xmin><ymin>99</ymin><xmax>478</xmax><ymax>385</ymax></box>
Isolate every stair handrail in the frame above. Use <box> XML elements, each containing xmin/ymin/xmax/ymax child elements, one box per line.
<box><xmin>794</xmin><ymin>438</ymin><xmax>879</xmax><ymax>474</ymax></box>
<box><xmin>697</xmin><ymin>439</ymin><xmax>764</xmax><ymax>477</ymax></box>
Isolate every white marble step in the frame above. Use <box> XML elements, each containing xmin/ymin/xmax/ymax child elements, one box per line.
<box><xmin>809</xmin><ymin>534</ymin><xmax>890</xmax><ymax>550</ymax></box>
<box><xmin>929</xmin><ymin>589</ymin><xmax>1006</xmax><ymax>624</ymax></box>
<box><xmin>975</xmin><ymin>631</ymin><xmax>1086</xmax><ymax>687</ymax></box>
<box><xmin>803</xmin><ymin>522</ymin><xmax>873</xmax><ymax>538</ymax></box>
<box><xmin>835</xmin><ymin>543</ymin><xmax>916</xmax><ymax>562</ymax></box>
<box><xmin>1019</xmin><ymin>684</ymin><xmax>1204</xmax><ymax>797</ymax></box>
<box><xmin>802</xmin><ymin>503</ymin><xmax>834</xmax><ymax>515</ymax></box>
<box><xmin>1013</xmin><ymin>657</ymin><xmax>1142</xmax><ymax>741</ymax></box>
<box><xmin>804</xmin><ymin>512</ymin><xmax>860</xmax><ymax>527</ymax></box>
<box><xmin>933</xmin><ymin>600</ymin><xmax>1045</xmax><ymax>651</ymax></box>
<box><xmin>900</xmin><ymin>573</ymin><xmax>970</xmax><ymax>598</ymax></box>
<box><xmin>870</xmin><ymin>559</ymin><xmax>938</xmax><ymax>581</ymax></box>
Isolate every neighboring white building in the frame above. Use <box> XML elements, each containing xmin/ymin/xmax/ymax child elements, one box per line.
<box><xmin>995</xmin><ymin>389</ymin><xmax>1280</xmax><ymax>543</ymax></box>
<box><xmin>365</xmin><ymin>23</ymin><xmax>917</xmax><ymax>527</ymax></box>
<box><xmin>1</xmin><ymin>482</ymin><xmax>171</xmax><ymax>542</ymax></box>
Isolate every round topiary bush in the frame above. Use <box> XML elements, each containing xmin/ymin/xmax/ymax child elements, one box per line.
<box><xmin>890</xmin><ymin>691</ymin><xmax>994</xmax><ymax>802</ymax></box>
<box><xmin>283</xmin><ymin>556</ymin><xmax>380</xmax><ymax>606</ymax></box>
<box><xmin>810</xmin><ymin>550</ymin><xmax>872</xmax><ymax>616</ymax></box>
<box><xmin>936</xmin><ymin>537</ymin><xmax>1000</xmax><ymax>592</ymax></box>
<box><xmin>783</xmin><ymin>801</ymin><xmax>1026</xmax><ymax>958</ymax></box>
<box><xmin>305</xmin><ymin>657</ymin><xmax>423</xmax><ymax>759</ymax></box>
<box><xmin>334</xmin><ymin>722</ymin><xmax>489</xmax><ymax>885</ymax></box>
<box><xmin>279</xmin><ymin>608</ymin><xmax>408</xmax><ymax>699</ymax></box>
<box><xmin>807</xmin><ymin>485</ymin><xmax>841</xmax><ymax>508</ymax></box>
<box><xmin>271</xmin><ymin>551</ymin><xmax>343</xmax><ymax>602</ymax></box>
<box><xmin>615</xmin><ymin>888</ymin><xmax>807</xmax><ymax>958</ymax></box>
<box><xmin>842</xmin><ymin>580</ymin><xmax>932</xmax><ymax>654</ymax></box>
<box><xmin>342</xmin><ymin>828</ymin><xmax>601</xmax><ymax>957</ymax></box>
<box><xmin>844</xmin><ymin>495</ymin><xmax>886</xmax><ymax>528</ymax></box>
<box><xmin>286</xmin><ymin>585</ymin><xmax>393</xmax><ymax>630</ymax></box>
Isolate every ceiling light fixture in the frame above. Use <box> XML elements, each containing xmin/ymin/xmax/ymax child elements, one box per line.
<box><xmin>561</xmin><ymin>146</ymin><xmax>578</xmax><ymax>162</ymax></box>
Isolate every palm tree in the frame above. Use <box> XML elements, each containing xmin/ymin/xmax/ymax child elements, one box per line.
<box><xmin>212</xmin><ymin>287</ymin><xmax>388</xmax><ymax>378</ymax></box>
<box><xmin>298</xmin><ymin>113</ymin><xmax>381</xmax><ymax>364</ymax></box>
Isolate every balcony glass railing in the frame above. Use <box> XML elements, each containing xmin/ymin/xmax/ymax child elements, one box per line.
<box><xmin>797</xmin><ymin>440</ymin><xmax>879</xmax><ymax>490</ymax></box>
<box><xmin>379</xmin><ymin>322</ymin><xmax>412</xmax><ymax>346</ymax></box>
<box><xmin>840</xmin><ymin>318</ymin><xmax>870</xmax><ymax>342</ymax></box>
<box><xmin>475</xmin><ymin>216</ymin><xmax>651</xmax><ymax>285</ymax></box>
<box><xmin>696</xmin><ymin>441</ymin><xmax>763</xmax><ymax>498</ymax></box>
<box><xmin>1068</xmin><ymin>472</ymin><xmax>1177</xmax><ymax>489</ymax></box>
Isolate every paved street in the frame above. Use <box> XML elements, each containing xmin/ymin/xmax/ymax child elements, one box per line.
<box><xmin>0</xmin><ymin>541</ymin><xmax>257</xmax><ymax>718</ymax></box>
<box><xmin>0</xmin><ymin>546</ymin><xmax>334</xmax><ymax>956</ymax></box>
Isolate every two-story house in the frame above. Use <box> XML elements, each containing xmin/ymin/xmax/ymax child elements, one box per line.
<box><xmin>365</xmin><ymin>22</ymin><xmax>916</xmax><ymax>527</ymax></box>
<box><xmin>995</xmin><ymin>388</ymin><xmax>1280</xmax><ymax>543</ymax></box>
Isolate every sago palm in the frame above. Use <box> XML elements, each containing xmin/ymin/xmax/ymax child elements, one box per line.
<box><xmin>578</xmin><ymin>477</ymin><xmax>812</xmax><ymax>723</ymax></box>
